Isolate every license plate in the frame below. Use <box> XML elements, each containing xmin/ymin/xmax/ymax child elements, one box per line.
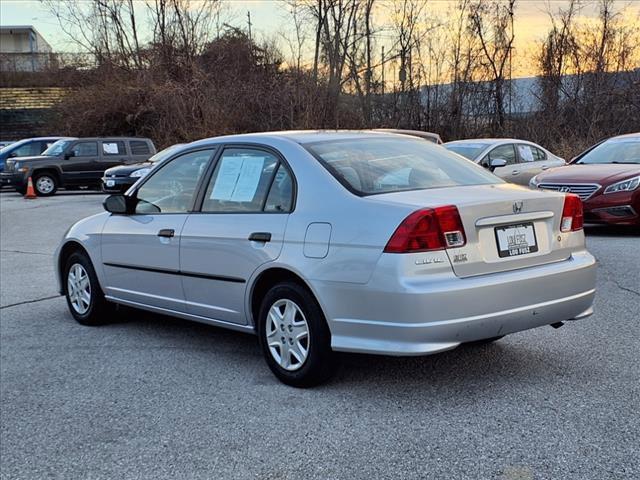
<box><xmin>494</xmin><ymin>222</ymin><xmax>538</xmax><ymax>258</ymax></box>
<box><xmin>106</xmin><ymin>180</ymin><xmax>115</xmax><ymax>187</ymax></box>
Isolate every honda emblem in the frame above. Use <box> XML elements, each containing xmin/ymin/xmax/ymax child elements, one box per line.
<box><xmin>513</xmin><ymin>201</ymin><xmax>523</xmax><ymax>214</ymax></box>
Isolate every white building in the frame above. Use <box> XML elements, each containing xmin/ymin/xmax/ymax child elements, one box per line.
<box><xmin>0</xmin><ymin>26</ymin><xmax>54</xmax><ymax>72</ymax></box>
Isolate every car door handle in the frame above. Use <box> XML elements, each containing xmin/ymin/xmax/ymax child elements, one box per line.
<box><xmin>541</xmin><ymin>165</ymin><xmax>549</xmax><ymax>170</ymax></box>
<box><xmin>511</xmin><ymin>170</ymin><xmax>520</xmax><ymax>175</ymax></box>
<box><xmin>248</xmin><ymin>232</ymin><xmax>271</xmax><ymax>242</ymax></box>
<box><xmin>157</xmin><ymin>229</ymin><xmax>175</xmax><ymax>238</ymax></box>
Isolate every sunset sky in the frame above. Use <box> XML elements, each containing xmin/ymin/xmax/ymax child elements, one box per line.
<box><xmin>1</xmin><ymin>0</ymin><xmax>639</xmax><ymax>78</ymax></box>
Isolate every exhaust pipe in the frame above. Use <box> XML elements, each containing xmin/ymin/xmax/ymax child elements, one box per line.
<box><xmin>550</xmin><ymin>322</ymin><xmax>564</xmax><ymax>329</ymax></box>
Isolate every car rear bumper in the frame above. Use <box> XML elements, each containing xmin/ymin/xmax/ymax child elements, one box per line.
<box><xmin>101</xmin><ymin>176</ymin><xmax>134</xmax><ymax>193</ymax></box>
<box><xmin>317</xmin><ymin>250</ymin><xmax>596</xmax><ymax>355</ymax></box>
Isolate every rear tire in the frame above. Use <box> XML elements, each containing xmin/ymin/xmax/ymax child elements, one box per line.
<box><xmin>33</xmin><ymin>172</ymin><xmax>58</xmax><ymax>196</ymax></box>
<box><xmin>258</xmin><ymin>282</ymin><xmax>336</xmax><ymax>387</ymax></box>
<box><xmin>64</xmin><ymin>251</ymin><xmax>116</xmax><ymax>326</ymax></box>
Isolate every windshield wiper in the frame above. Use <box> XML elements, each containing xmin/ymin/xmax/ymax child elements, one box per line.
<box><xmin>610</xmin><ymin>161</ymin><xmax>638</xmax><ymax>164</ymax></box>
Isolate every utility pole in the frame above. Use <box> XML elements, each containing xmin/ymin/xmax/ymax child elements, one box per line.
<box><xmin>247</xmin><ymin>11</ymin><xmax>252</xmax><ymax>43</ymax></box>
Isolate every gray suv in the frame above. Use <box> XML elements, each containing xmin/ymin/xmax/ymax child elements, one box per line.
<box><xmin>0</xmin><ymin>137</ymin><xmax>156</xmax><ymax>196</ymax></box>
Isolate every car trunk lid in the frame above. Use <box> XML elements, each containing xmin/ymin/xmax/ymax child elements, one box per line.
<box><xmin>372</xmin><ymin>183</ymin><xmax>574</xmax><ymax>278</ymax></box>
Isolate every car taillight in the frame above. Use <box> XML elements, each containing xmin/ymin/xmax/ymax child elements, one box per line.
<box><xmin>560</xmin><ymin>194</ymin><xmax>584</xmax><ymax>232</ymax></box>
<box><xmin>384</xmin><ymin>205</ymin><xmax>466</xmax><ymax>253</ymax></box>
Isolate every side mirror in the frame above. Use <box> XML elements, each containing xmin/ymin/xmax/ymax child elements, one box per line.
<box><xmin>103</xmin><ymin>194</ymin><xmax>133</xmax><ymax>214</ymax></box>
<box><xmin>64</xmin><ymin>151</ymin><xmax>75</xmax><ymax>160</ymax></box>
<box><xmin>489</xmin><ymin>158</ymin><xmax>507</xmax><ymax>172</ymax></box>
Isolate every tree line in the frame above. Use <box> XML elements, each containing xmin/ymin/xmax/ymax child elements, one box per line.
<box><xmin>9</xmin><ymin>0</ymin><xmax>638</xmax><ymax>158</ymax></box>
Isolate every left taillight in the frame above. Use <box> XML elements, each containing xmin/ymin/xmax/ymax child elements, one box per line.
<box><xmin>384</xmin><ymin>205</ymin><xmax>466</xmax><ymax>253</ymax></box>
<box><xmin>560</xmin><ymin>194</ymin><xmax>584</xmax><ymax>232</ymax></box>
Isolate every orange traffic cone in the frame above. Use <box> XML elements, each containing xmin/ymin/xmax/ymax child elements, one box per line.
<box><xmin>24</xmin><ymin>177</ymin><xmax>37</xmax><ymax>199</ymax></box>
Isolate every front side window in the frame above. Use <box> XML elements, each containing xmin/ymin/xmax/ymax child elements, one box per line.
<box><xmin>102</xmin><ymin>141</ymin><xmax>125</xmax><ymax>155</ymax></box>
<box><xmin>307</xmin><ymin>138</ymin><xmax>500</xmax><ymax>195</ymax></box>
<box><xmin>488</xmin><ymin>144</ymin><xmax>517</xmax><ymax>165</ymax></box>
<box><xmin>72</xmin><ymin>142</ymin><xmax>98</xmax><ymax>157</ymax></box>
<box><xmin>202</xmin><ymin>149</ymin><xmax>282</xmax><ymax>213</ymax></box>
<box><xmin>135</xmin><ymin>149</ymin><xmax>213</xmax><ymax>214</ymax></box>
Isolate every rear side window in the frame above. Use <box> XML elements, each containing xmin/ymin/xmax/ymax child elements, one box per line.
<box><xmin>130</xmin><ymin>140</ymin><xmax>151</xmax><ymax>155</ymax></box>
<box><xmin>11</xmin><ymin>142</ymin><xmax>40</xmax><ymax>157</ymax></box>
<box><xmin>307</xmin><ymin>138</ymin><xmax>500</xmax><ymax>195</ymax></box>
<box><xmin>264</xmin><ymin>165</ymin><xmax>293</xmax><ymax>212</ymax></box>
<box><xmin>102</xmin><ymin>141</ymin><xmax>125</xmax><ymax>155</ymax></box>
<box><xmin>201</xmin><ymin>149</ymin><xmax>281</xmax><ymax>213</ymax></box>
<box><xmin>72</xmin><ymin>142</ymin><xmax>98</xmax><ymax>157</ymax></box>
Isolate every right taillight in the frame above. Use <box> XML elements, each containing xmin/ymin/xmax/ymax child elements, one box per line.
<box><xmin>384</xmin><ymin>205</ymin><xmax>466</xmax><ymax>253</ymax></box>
<box><xmin>561</xmin><ymin>194</ymin><xmax>584</xmax><ymax>232</ymax></box>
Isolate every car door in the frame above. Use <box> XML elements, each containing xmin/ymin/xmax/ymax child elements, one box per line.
<box><xmin>180</xmin><ymin>147</ymin><xmax>294</xmax><ymax>325</ymax></box>
<box><xmin>515</xmin><ymin>143</ymin><xmax>544</xmax><ymax>184</ymax></box>
<box><xmin>484</xmin><ymin>144</ymin><xmax>521</xmax><ymax>182</ymax></box>
<box><xmin>60</xmin><ymin>141</ymin><xmax>100</xmax><ymax>184</ymax></box>
<box><xmin>101</xmin><ymin>148</ymin><xmax>215</xmax><ymax>312</ymax></box>
<box><xmin>98</xmin><ymin>140</ymin><xmax>128</xmax><ymax>171</ymax></box>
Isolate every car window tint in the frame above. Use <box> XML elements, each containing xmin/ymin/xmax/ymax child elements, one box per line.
<box><xmin>135</xmin><ymin>149</ymin><xmax>213</xmax><ymax>214</ymax></box>
<box><xmin>102</xmin><ymin>141</ymin><xmax>125</xmax><ymax>155</ymax></box>
<box><xmin>488</xmin><ymin>144</ymin><xmax>517</xmax><ymax>165</ymax></box>
<box><xmin>130</xmin><ymin>140</ymin><xmax>151</xmax><ymax>155</ymax></box>
<box><xmin>517</xmin><ymin>145</ymin><xmax>535</xmax><ymax>162</ymax></box>
<box><xmin>264</xmin><ymin>165</ymin><xmax>293</xmax><ymax>212</ymax></box>
<box><xmin>202</xmin><ymin>149</ymin><xmax>279</xmax><ymax>213</ymax></box>
<box><xmin>72</xmin><ymin>142</ymin><xmax>98</xmax><ymax>157</ymax></box>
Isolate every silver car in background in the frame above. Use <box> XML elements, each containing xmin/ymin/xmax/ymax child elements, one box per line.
<box><xmin>444</xmin><ymin>138</ymin><xmax>565</xmax><ymax>185</ymax></box>
<box><xmin>56</xmin><ymin>131</ymin><xmax>596</xmax><ymax>387</ymax></box>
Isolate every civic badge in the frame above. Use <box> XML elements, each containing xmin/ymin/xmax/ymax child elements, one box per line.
<box><xmin>512</xmin><ymin>201</ymin><xmax>523</xmax><ymax>214</ymax></box>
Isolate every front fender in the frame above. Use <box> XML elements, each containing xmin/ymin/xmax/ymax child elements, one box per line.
<box><xmin>55</xmin><ymin>212</ymin><xmax>110</xmax><ymax>294</ymax></box>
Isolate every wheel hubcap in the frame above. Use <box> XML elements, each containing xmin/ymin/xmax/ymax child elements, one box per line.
<box><xmin>36</xmin><ymin>176</ymin><xmax>54</xmax><ymax>194</ymax></box>
<box><xmin>67</xmin><ymin>263</ymin><xmax>91</xmax><ymax>314</ymax></box>
<box><xmin>266</xmin><ymin>299</ymin><xmax>309</xmax><ymax>371</ymax></box>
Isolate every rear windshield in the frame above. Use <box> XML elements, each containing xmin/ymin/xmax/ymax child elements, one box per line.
<box><xmin>444</xmin><ymin>143</ymin><xmax>488</xmax><ymax>160</ymax></box>
<box><xmin>577</xmin><ymin>139</ymin><xmax>640</xmax><ymax>164</ymax></box>
<box><xmin>306</xmin><ymin>138</ymin><xmax>500</xmax><ymax>195</ymax></box>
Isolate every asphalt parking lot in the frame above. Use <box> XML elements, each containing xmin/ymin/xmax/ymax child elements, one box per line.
<box><xmin>1</xmin><ymin>190</ymin><xmax>638</xmax><ymax>480</ymax></box>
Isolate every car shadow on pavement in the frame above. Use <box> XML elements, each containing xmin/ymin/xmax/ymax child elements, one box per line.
<box><xmin>584</xmin><ymin>224</ymin><xmax>639</xmax><ymax>236</ymax></box>
<box><xmin>111</xmin><ymin>305</ymin><xmax>568</xmax><ymax>394</ymax></box>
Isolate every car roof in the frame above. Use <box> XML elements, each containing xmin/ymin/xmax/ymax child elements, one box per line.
<box><xmin>607</xmin><ymin>133</ymin><xmax>639</xmax><ymax>142</ymax></box>
<box><xmin>70</xmin><ymin>137</ymin><xmax>152</xmax><ymax>141</ymax></box>
<box><xmin>445</xmin><ymin>138</ymin><xmax>533</xmax><ymax>145</ymax></box>
<box><xmin>188</xmin><ymin>130</ymin><xmax>410</xmax><ymax>148</ymax></box>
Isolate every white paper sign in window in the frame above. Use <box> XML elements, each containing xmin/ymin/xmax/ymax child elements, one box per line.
<box><xmin>518</xmin><ymin>145</ymin><xmax>534</xmax><ymax>162</ymax></box>
<box><xmin>103</xmin><ymin>142</ymin><xmax>119</xmax><ymax>154</ymax></box>
<box><xmin>210</xmin><ymin>156</ymin><xmax>264</xmax><ymax>202</ymax></box>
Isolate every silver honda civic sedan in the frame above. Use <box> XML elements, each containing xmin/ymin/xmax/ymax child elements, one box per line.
<box><xmin>55</xmin><ymin>131</ymin><xmax>596</xmax><ymax>387</ymax></box>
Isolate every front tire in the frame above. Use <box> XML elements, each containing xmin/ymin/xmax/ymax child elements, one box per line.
<box><xmin>64</xmin><ymin>251</ymin><xmax>115</xmax><ymax>326</ymax></box>
<box><xmin>258</xmin><ymin>282</ymin><xmax>336</xmax><ymax>387</ymax></box>
<box><xmin>33</xmin><ymin>172</ymin><xmax>58</xmax><ymax>196</ymax></box>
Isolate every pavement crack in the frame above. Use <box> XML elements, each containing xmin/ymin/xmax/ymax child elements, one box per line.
<box><xmin>0</xmin><ymin>249</ymin><xmax>51</xmax><ymax>256</ymax></box>
<box><xmin>0</xmin><ymin>295</ymin><xmax>61</xmax><ymax>310</ymax></box>
<box><xmin>611</xmin><ymin>279</ymin><xmax>640</xmax><ymax>297</ymax></box>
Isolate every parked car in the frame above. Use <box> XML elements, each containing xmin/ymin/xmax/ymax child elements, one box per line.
<box><xmin>373</xmin><ymin>129</ymin><xmax>443</xmax><ymax>144</ymax></box>
<box><xmin>530</xmin><ymin>133</ymin><xmax>639</xmax><ymax>226</ymax></box>
<box><xmin>102</xmin><ymin>144</ymin><xmax>184</xmax><ymax>193</ymax></box>
<box><xmin>0</xmin><ymin>137</ymin><xmax>63</xmax><ymax>173</ymax></box>
<box><xmin>56</xmin><ymin>131</ymin><xmax>596</xmax><ymax>387</ymax></box>
<box><xmin>0</xmin><ymin>137</ymin><xmax>156</xmax><ymax>196</ymax></box>
<box><xmin>444</xmin><ymin>138</ymin><xmax>565</xmax><ymax>185</ymax></box>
